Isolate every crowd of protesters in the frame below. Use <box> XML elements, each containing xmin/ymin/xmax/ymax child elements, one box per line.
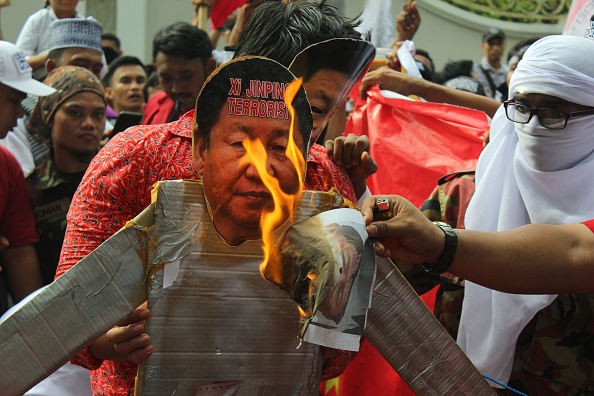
<box><xmin>1</xmin><ymin>0</ymin><xmax>593</xmax><ymax>395</ymax></box>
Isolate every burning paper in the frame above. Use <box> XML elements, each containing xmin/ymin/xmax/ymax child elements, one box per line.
<box><xmin>264</xmin><ymin>208</ymin><xmax>376</xmax><ymax>351</ymax></box>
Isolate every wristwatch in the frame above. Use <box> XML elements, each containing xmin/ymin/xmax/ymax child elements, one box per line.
<box><xmin>422</xmin><ymin>221</ymin><xmax>458</xmax><ymax>275</ymax></box>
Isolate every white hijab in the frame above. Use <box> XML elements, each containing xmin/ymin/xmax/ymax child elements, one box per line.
<box><xmin>458</xmin><ymin>35</ymin><xmax>594</xmax><ymax>385</ymax></box>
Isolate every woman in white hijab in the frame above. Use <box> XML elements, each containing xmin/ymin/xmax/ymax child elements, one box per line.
<box><xmin>459</xmin><ymin>35</ymin><xmax>594</xmax><ymax>395</ymax></box>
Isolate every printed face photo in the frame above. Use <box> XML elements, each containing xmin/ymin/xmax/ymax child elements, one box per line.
<box><xmin>193</xmin><ymin>57</ymin><xmax>312</xmax><ymax>246</ymax></box>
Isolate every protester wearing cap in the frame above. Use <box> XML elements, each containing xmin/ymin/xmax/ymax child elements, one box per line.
<box><xmin>472</xmin><ymin>27</ymin><xmax>508</xmax><ymax>102</ymax></box>
<box><xmin>0</xmin><ymin>17</ymin><xmax>107</xmax><ymax>177</ymax></box>
<box><xmin>0</xmin><ymin>41</ymin><xmax>55</xmax><ymax>138</ymax></box>
<box><xmin>0</xmin><ymin>41</ymin><xmax>50</xmax><ymax>319</ymax></box>
<box><xmin>27</xmin><ymin>66</ymin><xmax>106</xmax><ymax>286</ymax></box>
<box><xmin>45</xmin><ymin>17</ymin><xmax>105</xmax><ymax>79</ymax></box>
<box><xmin>16</xmin><ymin>0</ymin><xmax>83</xmax><ymax>77</ymax></box>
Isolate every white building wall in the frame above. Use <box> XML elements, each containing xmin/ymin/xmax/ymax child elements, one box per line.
<box><xmin>1</xmin><ymin>0</ymin><xmax>567</xmax><ymax>70</ymax></box>
<box><xmin>344</xmin><ymin>0</ymin><xmax>567</xmax><ymax>70</ymax></box>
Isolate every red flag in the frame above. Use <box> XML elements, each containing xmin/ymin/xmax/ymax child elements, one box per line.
<box><xmin>346</xmin><ymin>87</ymin><xmax>489</xmax><ymax>207</ymax></box>
<box><xmin>210</xmin><ymin>0</ymin><xmax>247</xmax><ymax>30</ymax></box>
<box><xmin>322</xmin><ymin>86</ymin><xmax>489</xmax><ymax>396</ymax></box>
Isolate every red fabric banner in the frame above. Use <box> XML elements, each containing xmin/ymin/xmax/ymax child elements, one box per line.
<box><xmin>320</xmin><ymin>87</ymin><xmax>490</xmax><ymax>396</ymax></box>
<box><xmin>210</xmin><ymin>0</ymin><xmax>247</xmax><ymax>29</ymax></box>
<box><xmin>346</xmin><ymin>87</ymin><xmax>490</xmax><ymax>207</ymax></box>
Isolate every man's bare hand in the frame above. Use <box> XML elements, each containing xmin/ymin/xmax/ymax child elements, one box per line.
<box><xmin>325</xmin><ymin>134</ymin><xmax>378</xmax><ymax>198</ymax></box>
<box><xmin>105</xmin><ymin>302</ymin><xmax>153</xmax><ymax>364</ymax></box>
<box><xmin>359</xmin><ymin>66</ymin><xmax>426</xmax><ymax>99</ymax></box>
<box><xmin>361</xmin><ymin>195</ymin><xmax>443</xmax><ymax>263</ymax></box>
<box><xmin>395</xmin><ymin>0</ymin><xmax>421</xmax><ymax>42</ymax></box>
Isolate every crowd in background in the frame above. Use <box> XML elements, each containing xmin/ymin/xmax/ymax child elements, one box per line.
<box><xmin>0</xmin><ymin>0</ymin><xmax>593</xmax><ymax>395</ymax></box>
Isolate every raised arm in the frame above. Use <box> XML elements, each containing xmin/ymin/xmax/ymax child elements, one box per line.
<box><xmin>361</xmin><ymin>195</ymin><xmax>594</xmax><ymax>294</ymax></box>
<box><xmin>360</xmin><ymin>67</ymin><xmax>501</xmax><ymax>118</ymax></box>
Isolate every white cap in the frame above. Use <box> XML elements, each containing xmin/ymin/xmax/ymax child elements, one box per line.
<box><xmin>0</xmin><ymin>41</ymin><xmax>56</xmax><ymax>97</ymax></box>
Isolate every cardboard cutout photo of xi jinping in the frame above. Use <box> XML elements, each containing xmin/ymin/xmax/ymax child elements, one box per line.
<box><xmin>193</xmin><ymin>56</ymin><xmax>312</xmax><ymax>246</ymax></box>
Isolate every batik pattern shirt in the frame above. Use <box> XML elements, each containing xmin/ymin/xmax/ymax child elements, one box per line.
<box><xmin>55</xmin><ymin>111</ymin><xmax>358</xmax><ymax>396</ymax></box>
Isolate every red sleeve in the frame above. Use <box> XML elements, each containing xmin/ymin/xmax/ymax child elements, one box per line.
<box><xmin>56</xmin><ymin>119</ymin><xmax>197</xmax><ymax>370</ymax></box>
<box><xmin>582</xmin><ymin>219</ymin><xmax>594</xmax><ymax>233</ymax></box>
<box><xmin>0</xmin><ymin>146</ymin><xmax>38</xmax><ymax>248</ymax></box>
<box><xmin>56</xmin><ymin>125</ymin><xmax>167</xmax><ymax>370</ymax></box>
<box><xmin>142</xmin><ymin>92</ymin><xmax>175</xmax><ymax>125</ymax></box>
<box><xmin>304</xmin><ymin>144</ymin><xmax>357</xmax><ymax>204</ymax></box>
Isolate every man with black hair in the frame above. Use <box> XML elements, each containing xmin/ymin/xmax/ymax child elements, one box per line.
<box><xmin>102</xmin><ymin>55</ymin><xmax>147</xmax><ymax>123</ymax></box>
<box><xmin>1</xmin><ymin>17</ymin><xmax>105</xmax><ymax>177</ymax></box>
<box><xmin>101</xmin><ymin>33</ymin><xmax>122</xmax><ymax>65</ymax></box>
<box><xmin>56</xmin><ymin>2</ymin><xmax>377</xmax><ymax>394</ymax></box>
<box><xmin>142</xmin><ymin>22</ymin><xmax>216</xmax><ymax>125</ymax></box>
<box><xmin>234</xmin><ymin>0</ymin><xmax>362</xmax><ymax>67</ymax></box>
<box><xmin>473</xmin><ymin>27</ymin><xmax>508</xmax><ymax>101</ymax></box>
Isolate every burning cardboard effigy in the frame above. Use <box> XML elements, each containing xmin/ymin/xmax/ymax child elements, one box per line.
<box><xmin>264</xmin><ymin>208</ymin><xmax>375</xmax><ymax>352</ymax></box>
<box><xmin>0</xmin><ymin>40</ymin><xmax>495</xmax><ymax>396</ymax></box>
<box><xmin>137</xmin><ymin>55</ymin><xmax>328</xmax><ymax>394</ymax></box>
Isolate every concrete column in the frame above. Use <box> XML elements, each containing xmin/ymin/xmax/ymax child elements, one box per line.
<box><xmin>115</xmin><ymin>0</ymin><xmax>149</xmax><ymax>63</ymax></box>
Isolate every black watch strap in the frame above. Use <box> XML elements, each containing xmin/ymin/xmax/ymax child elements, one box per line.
<box><xmin>422</xmin><ymin>221</ymin><xmax>458</xmax><ymax>275</ymax></box>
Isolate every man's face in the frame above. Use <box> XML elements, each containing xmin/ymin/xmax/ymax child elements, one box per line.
<box><xmin>0</xmin><ymin>84</ymin><xmax>26</xmax><ymax>139</ymax></box>
<box><xmin>195</xmin><ymin>106</ymin><xmax>304</xmax><ymax>246</ymax></box>
<box><xmin>56</xmin><ymin>47</ymin><xmax>104</xmax><ymax>78</ymax></box>
<box><xmin>481</xmin><ymin>37</ymin><xmax>506</xmax><ymax>65</ymax></box>
<box><xmin>303</xmin><ymin>69</ymin><xmax>349</xmax><ymax>141</ymax></box>
<box><xmin>49</xmin><ymin>92</ymin><xmax>106</xmax><ymax>155</ymax></box>
<box><xmin>105</xmin><ymin>64</ymin><xmax>147</xmax><ymax>114</ymax></box>
<box><xmin>155</xmin><ymin>52</ymin><xmax>208</xmax><ymax>112</ymax></box>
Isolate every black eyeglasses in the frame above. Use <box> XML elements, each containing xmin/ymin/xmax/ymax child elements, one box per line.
<box><xmin>503</xmin><ymin>100</ymin><xmax>594</xmax><ymax>130</ymax></box>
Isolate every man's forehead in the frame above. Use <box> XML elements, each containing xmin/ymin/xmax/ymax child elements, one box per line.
<box><xmin>515</xmin><ymin>92</ymin><xmax>577</xmax><ymax>106</ymax></box>
<box><xmin>155</xmin><ymin>52</ymin><xmax>203</xmax><ymax>68</ymax></box>
<box><xmin>1</xmin><ymin>83</ymin><xmax>27</xmax><ymax>99</ymax></box>
<box><xmin>486</xmin><ymin>37</ymin><xmax>504</xmax><ymax>45</ymax></box>
<box><xmin>220</xmin><ymin>112</ymin><xmax>291</xmax><ymax>131</ymax></box>
<box><xmin>215</xmin><ymin>110</ymin><xmax>302</xmax><ymax>142</ymax></box>
<box><xmin>305</xmin><ymin>71</ymin><xmax>348</xmax><ymax>100</ymax></box>
<box><xmin>114</xmin><ymin>64</ymin><xmax>147</xmax><ymax>77</ymax></box>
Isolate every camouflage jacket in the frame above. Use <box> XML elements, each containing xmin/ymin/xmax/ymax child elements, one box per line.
<box><xmin>400</xmin><ymin>169</ymin><xmax>594</xmax><ymax>395</ymax></box>
<box><xmin>501</xmin><ymin>293</ymin><xmax>594</xmax><ymax>395</ymax></box>
<box><xmin>397</xmin><ymin>170</ymin><xmax>474</xmax><ymax>340</ymax></box>
<box><xmin>28</xmin><ymin>157</ymin><xmax>85</xmax><ymax>285</ymax></box>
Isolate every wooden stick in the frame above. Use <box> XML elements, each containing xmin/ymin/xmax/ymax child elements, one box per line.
<box><xmin>197</xmin><ymin>5</ymin><xmax>208</xmax><ymax>30</ymax></box>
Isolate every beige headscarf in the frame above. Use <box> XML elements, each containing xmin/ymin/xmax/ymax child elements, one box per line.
<box><xmin>28</xmin><ymin>66</ymin><xmax>105</xmax><ymax>146</ymax></box>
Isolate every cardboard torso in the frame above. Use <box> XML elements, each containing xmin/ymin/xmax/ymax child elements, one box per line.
<box><xmin>137</xmin><ymin>180</ymin><xmax>344</xmax><ymax>395</ymax></box>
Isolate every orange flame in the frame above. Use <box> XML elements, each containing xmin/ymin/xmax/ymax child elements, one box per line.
<box><xmin>240</xmin><ymin>78</ymin><xmax>306</xmax><ymax>277</ymax></box>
